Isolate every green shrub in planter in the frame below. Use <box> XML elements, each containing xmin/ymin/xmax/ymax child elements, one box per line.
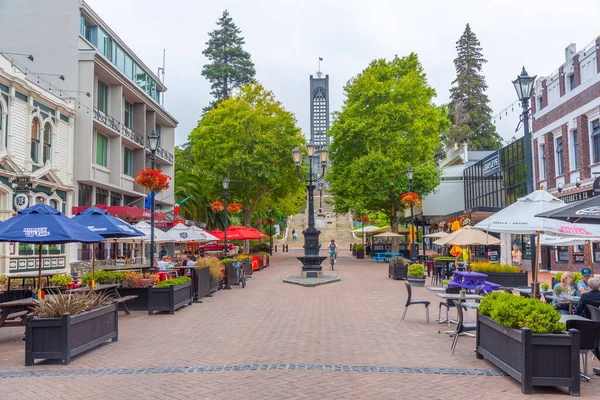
<box><xmin>220</xmin><ymin>258</ymin><xmax>235</xmax><ymax>265</ymax></box>
<box><xmin>407</xmin><ymin>264</ymin><xmax>425</xmax><ymax>277</ymax></box>
<box><xmin>49</xmin><ymin>274</ymin><xmax>72</xmax><ymax>288</ymax></box>
<box><xmin>353</xmin><ymin>244</ymin><xmax>365</xmax><ymax>251</ymax></box>
<box><xmin>156</xmin><ymin>276</ymin><xmax>191</xmax><ymax>288</ymax></box>
<box><xmin>554</xmin><ymin>272</ymin><xmax>583</xmax><ymax>284</ymax></box>
<box><xmin>478</xmin><ymin>292</ymin><xmax>565</xmax><ymax>334</ymax></box>
<box><xmin>541</xmin><ymin>282</ymin><xmax>550</xmax><ymax>291</ymax></box>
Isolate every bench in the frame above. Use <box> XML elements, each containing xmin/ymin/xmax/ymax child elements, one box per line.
<box><xmin>0</xmin><ymin>310</ymin><xmax>28</xmax><ymax>329</ymax></box>
<box><xmin>373</xmin><ymin>254</ymin><xmax>387</xmax><ymax>263</ymax></box>
<box><xmin>114</xmin><ymin>295</ymin><xmax>138</xmax><ymax>315</ymax></box>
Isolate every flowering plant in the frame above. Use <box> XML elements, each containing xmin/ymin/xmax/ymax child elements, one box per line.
<box><xmin>266</xmin><ymin>217</ymin><xmax>276</xmax><ymax>224</ymax></box>
<box><xmin>461</xmin><ymin>217</ymin><xmax>472</xmax><ymax>226</ymax></box>
<box><xmin>227</xmin><ymin>203</ymin><xmax>242</xmax><ymax>214</ymax></box>
<box><xmin>356</xmin><ymin>216</ymin><xmax>370</xmax><ymax>223</ymax></box>
<box><xmin>400</xmin><ymin>192</ymin><xmax>420</xmax><ymax>207</ymax></box>
<box><xmin>211</xmin><ymin>201</ymin><xmax>224</xmax><ymax>212</ymax></box>
<box><xmin>135</xmin><ymin>168</ymin><xmax>171</xmax><ymax>192</ymax></box>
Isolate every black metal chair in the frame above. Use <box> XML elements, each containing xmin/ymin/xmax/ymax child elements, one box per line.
<box><xmin>565</xmin><ymin>319</ymin><xmax>600</xmax><ymax>380</ymax></box>
<box><xmin>580</xmin><ymin>301</ymin><xmax>600</xmax><ymax>319</ymax></box>
<box><xmin>450</xmin><ymin>299</ymin><xmax>477</xmax><ymax>354</ymax></box>
<box><xmin>439</xmin><ymin>286</ymin><xmax>461</xmax><ymax>326</ymax></box>
<box><xmin>400</xmin><ymin>282</ymin><xmax>430</xmax><ymax>323</ymax></box>
<box><xmin>586</xmin><ymin>304</ymin><xmax>600</xmax><ymax>321</ymax></box>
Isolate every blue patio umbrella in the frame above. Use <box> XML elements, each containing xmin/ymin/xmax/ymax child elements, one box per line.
<box><xmin>72</xmin><ymin>206</ymin><xmax>144</xmax><ymax>284</ymax></box>
<box><xmin>0</xmin><ymin>204</ymin><xmax>105</xmax><ymax>295</ymax></box>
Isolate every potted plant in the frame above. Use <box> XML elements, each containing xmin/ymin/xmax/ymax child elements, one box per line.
<box><xmin>407</xmin><ymin>264</ymin><xmax>426</xmax><ymax>287</ymax></box>
<box><xmin>388</xmin><ymin>256</ymin><xmax>408</xmax><ymax>280</ymax></box>
<box><xmin>49</xmin><ymin>274</ymin><xmax>72</xmax><ymax>290</ymax></box>
<box><xmin>476</xmin><ymin>292</ymin><xmax>579</xmax><ymax>396</ymax></box>
<box><xmin>354</xmin><ymin>244</ymin><xmax>365</xmax><ymax>259</ymax></box>
<box><xmin>19</xmin><ymin>244</ymin><xmax>34</xmax><ymax>255</ymax></box>
<box><xmin>25</xmin><ymin>292</ymin><xmax>118</xmax><ymax>366</ymax></box>
<box><xmin>470</xmin><ymin>261</ymin><xmax>527</xmax><ymax>287</ymax></box>
<box><xmin>541</xmin><ymin>282</ymin><xmax>550</xmax><ymax>292</ymax></box>
<box><xmin>48</xmin><ymin>245</ymin><xmax>61</xmax><ymax>255</ymax></box>
<box><xmin>148</xmin><ymin>276</ymin><xmax>193</xmax><ymax>315</ymax></box>
<box><xmin>442</xmin><ymin>279</ymin><xmax>450</xmax><ymax>288</ymax></box>
<box><xmin>194</xmin><ymin>257</ymin><xmax>222</xmax><ymax>298</ymax></box>
<box><xmin>117</xmin><ymin>271</ymin><xmax>149</xmax><ymax>310</ymax></box>
<box><xmin>220</xmin><ymin>258</ymin><xmax>239</xmax><ymax>286</ymax></box>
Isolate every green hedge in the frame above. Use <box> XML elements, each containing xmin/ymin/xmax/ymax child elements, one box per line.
<box><xmin>81</xmin><ymin>270</ymin><xmax>125</xmax><ymax>286</ymax></box>
<box><xmin>408</xmin><ymin>264</ymin><xmax>425</xmax><ymax>277</ymax></box>
<box><xmin>478</xmin><ymin>292</ymin><xmax>565</xmax><ymax>334</ymax></box>
<box><xmin>156</xmin><ymin>276</ymin><xmax>191</xmax><ymax>288</ymax></box>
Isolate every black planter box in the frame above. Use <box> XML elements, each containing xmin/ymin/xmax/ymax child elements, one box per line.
<box><xmin>476</xmin><ymin>313</ymin><xmax>580</xmax><ymax>396</ymax></box>
<box><xmin>209</xmin><ymin>276</ymin><xmax>219</xmax><ymax>294</ymax></box>
<box><xmin>195</xmin><ymin>267</ymin><xmax>211</xmax><ymax>299</ymax></box>
<box><xmin>226</xmin><ymin>262</ymin><xmax>239</xmax><ymax>286</ymax></box>
<box><xmin>25</xmin><ymin>303</ymin><xmax>118</xmax><ymax>366</ymax></box>
<box><xmin>148</xmin><ymin>282</ymin><xmax>193</xmax><ymax>315</ymax></box>
<box><xmin>484</xmin><ymin>272</ymin><xmax>528</xmax><ymax>288</ymax></box>
<box><xmin>117</xmin><ymin>287</ymin><xmax>148</xmax><ymax>310</ymax></box>
<box><xmin>356</xmin><ymin>250</ymin><xmax>364</xmax><ymax>259</ymax></box>
<box><xmin>389</xmin><ymin>262</ymin><xmax>408</xmax><ymax>280</ymax></box>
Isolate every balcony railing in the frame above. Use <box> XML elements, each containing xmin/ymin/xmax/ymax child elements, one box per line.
<box><xmin>145</xmin><ymin>142</ymin><xmax>174</xmax><ymax>164</ymax></box>
<box><xmin>93</xmin><ymin>107</ymin><xmax>144</xmax><ymax>147</ymax></box>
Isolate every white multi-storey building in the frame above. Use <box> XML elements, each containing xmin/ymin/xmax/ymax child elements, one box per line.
<box><xmin>0</xmin><ymin>54</ymin><xmax>77</xmax><ymax>274</ymax></box>
<box><xmin>0</xmin><ymin>0</ymin><xmax>178</xmax><ymax>264</ymax></box>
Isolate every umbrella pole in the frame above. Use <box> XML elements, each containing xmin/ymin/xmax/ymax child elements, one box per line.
<box><xmin>588</xmin><ymin>240</ymin><xmax>594</xmax><ymax>275</ymax></box>
<box><xmin>533</xmin><ymin>231</ymin><xmax>540</xmax><ymax>299</ymax></box>
<box><xmin>92</xmin><ymin>243</ymin><xmax>96</xmax><ymax>288</ymax></box>
<box><xmin>37</xmin><ymin>242</ymin><xmax>42</xmax><ymax>299</ymax></box>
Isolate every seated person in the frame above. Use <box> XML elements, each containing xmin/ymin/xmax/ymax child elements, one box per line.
<box><xmin>553</xmin><ymin>271</ymin><xmax>576</xmax><ymax>314</ymax></box>
<box><xmin>575</xmin><ymin>277</ymin><xmax>600</xmax><ymax>316</ymax></box>
<box><xmin>157</xmin><ymin>256</ymin><xmax>169</xmax><ymax>271</ymax></box>
<box><xmin>577</xmin><ymin>267</ymin><xmax>593</xmax><ymax>295</ymax></box>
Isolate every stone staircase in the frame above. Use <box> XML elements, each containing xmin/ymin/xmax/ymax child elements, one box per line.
<box><xmin>284</xmin><ymin>191</ymin><xmax>354</xmax><ymax>251</ymax></box>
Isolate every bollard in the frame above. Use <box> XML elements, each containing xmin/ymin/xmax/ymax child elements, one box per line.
<box><xmin>275</xmin><ymin>245</ymin><xmax>278</xmax><ymax>252</ymax></box>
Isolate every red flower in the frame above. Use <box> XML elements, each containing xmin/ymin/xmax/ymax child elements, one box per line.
<box><xmin>356</xmin><ymin>216</ymin><xmax>370</xmax><ymax>223</ymax></box>
<box><xmin>227</xmin><ymin>203</ymin><xmax>242</xmax><ymax>214</ymax></box>
<box><xmin>266</xmin><ymin>217</ymin><xmax>276</xmax><ymax>224</ymax></box>
<box><xmin>135</xmin><ymin>168</ymin><xmax>171</xmax><ymax>193</ymax></box>
<box><xmin>400</xmin><ymin>192</ymin><xmax>420</xmax><ymax>207</ymax></box>
<box><xmin>211</xmin><ymin>201</ymin><xmax>224</xmax><ymax>212</ymax></box>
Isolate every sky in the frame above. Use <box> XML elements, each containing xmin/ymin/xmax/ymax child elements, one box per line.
<box><xmin>87</xmin><ymin>0</ymin><xmax>600</xmax><ymax>147</ymax></box>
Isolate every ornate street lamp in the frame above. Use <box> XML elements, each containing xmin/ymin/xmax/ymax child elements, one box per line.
<box><xmin>407</xmin><ymin>168</ymin><xmax>417</xmax><ymax>263</ymax></box>
<box><xmin>222</xmin><ymin>177</ymin><xmax>230</xmax><ymax>258</ymax></box>
<box><xmin>292</xmin><ymin>143</ymin><xmax>329</xmax><ymax>277</ymax></box>
<box><xmin>268</xmin><ymin>207</ymin><xmax>273</xmax><ymax>255</ymax></box>
<box><xmin>148</xmin><ymin>129</ymin><xmax>160</xmax><ymax>273</ymax></box>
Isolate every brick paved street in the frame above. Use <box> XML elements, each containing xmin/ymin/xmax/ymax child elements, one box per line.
<box><xmin>1</xmin><ymin>251</ymin><xmax>599</xmax><ymax>399</ymax></box>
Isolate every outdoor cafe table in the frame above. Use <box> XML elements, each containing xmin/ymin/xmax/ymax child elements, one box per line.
<box><xmin>545</xmin><ymin>294</ymin><xmax>581</xmax><ymax>315</ymax></box>
<box><xmin>435</xmin><ymin>293</ymin><xmax>483</xmax><ymax>301</ymax></box>
<box><xmin>427</xmin><ymin>287</ymin><xmax>448</xmax><ymax>293</ymax></box>
<box><xmin>449</xmin><ymin>271</ymin><xmax>501</xmax><ymax>293</ymax></box>
<box><xmin>0</xmin><ymin>298</ymin><xmax>37</xmax><ymax>330</ymax></box>
<box><xmin>7</xmin><ymin>271</ymin><xmax>56</xmax><ymax>293</ymax></box>
<box><xmin>66</xmin><ymin>283</ymin><xmax>121</xmax><ymax>297</ymax></box>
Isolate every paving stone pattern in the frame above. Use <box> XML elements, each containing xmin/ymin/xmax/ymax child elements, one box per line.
<box><xmin>1</xmin><ymin>250</ymin><xmax>598</xmax><ymax>399</ymax></box>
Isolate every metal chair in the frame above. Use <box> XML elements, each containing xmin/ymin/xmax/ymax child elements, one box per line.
<box><xmin>439</xmin><ymin>287</ymin><xmax>461</xmax><ymax>326</ymax></box>
<box><xmin>586</xmin><ymin>304</ymin><xmax>600</xmax><ymax>321</ymax></box>
<box><xmin>565</xmin><ymin>319</ymin><xmax>600</xmax><ymax>380</ymax></box>
<box><xmin>450</xmin><ymin>299</ymin><xmax>477</xmax><ymax>354</ymax></box>
<box><xmin>400</xmin><ymin>282</ymin><xmax>430</xmax><ymax>323</ymax></box>
<box><xmin>580</xmin><ymin>301</ymin><xmax>600</xmax><ymax>319</ymax></box>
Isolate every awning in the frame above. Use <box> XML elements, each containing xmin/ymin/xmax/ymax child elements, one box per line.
<box><xmin>72</xmin><ymin>204</ymin><xmax>166</xmax><ymax>222</ymax></box>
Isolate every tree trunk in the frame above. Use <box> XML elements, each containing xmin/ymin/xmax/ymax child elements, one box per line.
<box><xmin>390</xmin><ymin>207</ymin><xmax>399</xmax><ymax>253</ymax></box>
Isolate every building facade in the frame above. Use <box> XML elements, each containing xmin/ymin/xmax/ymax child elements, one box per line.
<box><xmin>531</xmin><ymin>38</ymin><xmax>600</xmax><ymax>272</ymax></box>
<box><xmin>0</xmin><ymin>55</ymin><xmax>77</xmax><ymax>274</ymax></box>
<box><xmin>309</xmin><ymin>73</ymin><xmax>330</xmax><ymax>147</ymax></box>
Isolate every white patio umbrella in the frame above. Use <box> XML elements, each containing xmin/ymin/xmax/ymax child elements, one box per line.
<box><xmin>166</xmin><ymin>223</ymin><xmax>219</xmax><ymax>243</ymax></box>
<box><xmin>423</xmin><ymin>231</ymin><xmax>448</xmax><ymax>239</ymax></box>
<box><xmin>433</xmin><ymin>226</ymin><xmax>502</xmax><ymax>246</ymax></box>
<box><xmin>374</xmin><ymin>231</ymin><xmax>404</xmax><ymax>238</ymax></box>
<box><xmin>351</xmin><ymin>225</ymin><xmax>379</xmax><ymax>233</ymax></box>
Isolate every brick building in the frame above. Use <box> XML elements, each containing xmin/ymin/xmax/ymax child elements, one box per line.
<box><xmin>532</xmin><ymin>38</ymin><xmax>600</xmax><ymax>272</ymax></box>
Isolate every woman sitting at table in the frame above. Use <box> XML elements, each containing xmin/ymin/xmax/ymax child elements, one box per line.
<box><xmin>575</xmin><ymin>277</ymin><xmax>600</xmax><ymax>316</ymax></box>
<box><xmin>553</xmin><ymin>271</ymin><xmax>576</xmax><ymax>314</ymax></box>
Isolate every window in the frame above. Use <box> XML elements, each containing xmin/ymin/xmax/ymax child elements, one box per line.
<box><xmin>557</xmin><ymin>247</ymin><xmax>569</xmax><ymax>262</ymax></box>
<box><xmin>135</xmin><ymin>66</ymin><xmax>147</xmax><ymax>91</ymax></box>
<box><xmin>555</xmin><ymin>137</ymin><xmax>563</xmax><ymax>175</ymax></box>
<box><xmin>538</xmin><ymin>96</ymin><xmax>544</xmax><ymax>110</ymax></box>
<box><xmin>97</xmin><ymin>28</ymin><xmax>112</xmax><ymax>60</ymax></box>
<box><xmin>115</xmin><ymin>46</ymin><xmax>125</xmax><ymax>73</ymax></box>
<box><xmin>569</xmin><ymin>74</ymin><xmax>575</xmax><ymax>91</ymax></box>
<box><xmin>155</xmin><ymin>124</ymin><xmax>161</xmax><ymax>146</ymax></box>
<box><xmin>96</xmin><ymin>188</ymin><xmax>108</xmax><ymax>205</ymax></box>
<box><xmin>124</xmin><ymin>101</ymin><xmax>133</xmax><ymax>129</ymax></box>
<box><xmin>49</xmin><ymin>199</ymin><xmax>58</xmax><ymax>209</ymax></box>
<box><xmin>592</xmin><ymin>120</ymin><xmax>600</xmax><ymax>163</ymax></box>
<box><xmin>31</xmin><ymin>118</ymin><xmax>40</xmax><ymax>163</ymax></box>
<box><xmin>540</xmin><ymin>144</ymin><xmax>546</xmax><ymax>179</ymax></box>
<box><xmin>78</xmin><ymin>183</ymin><xmax>92</xmax><ymax>206</ymax></box>
<box><xmin>124</xmin><ymin>55</ymin><xmax>133</xmax><ymax>80</ymax></box>
<box><xmin>96</xmin><ymin>133</ymin><xmax>108</xmax><ymax>167</ymax></box>
<box><xmin>124</xmin><ymin>148</ymin><xmax>133</xmax><ymax>176</ymax></box>
<box><xmin>572</xmin><ymin>130</ymin><xmax>579</xmax><ymax>169</ymax></box>
<box><xmin>97</xmin><ymin>81</ymin><xmax>108</xmax><ymax>113</ymax></box>
<box><xmin>110</xmin><ymin>192</ymin><xmax>122</xmax><ymax>206</ymax></box>
<box><xmin>43</xmin><ymin>122</ymin><xmax>52</xmax><ymax>164</ymax></box>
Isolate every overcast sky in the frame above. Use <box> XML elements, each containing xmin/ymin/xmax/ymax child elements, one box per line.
<box><xmin>87</xmin><ymin>0</ymin><xmax>600</xmax><ymax>147</ymax></box>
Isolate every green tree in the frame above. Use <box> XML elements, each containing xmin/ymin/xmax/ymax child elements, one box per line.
<box><xmin>328</xmin><ymin>54</ymin><xmax>449</xmax><ymax>232</ymax></box>
<box><xmin>447</xmin><ymin>23</ymin><xmax>501</xmax><ymax>151</ymax></box>
<box><xmin>202</xmin><ymin>10</ymin><xmax>256</xmax><ymax>112</ymax></box>
<box><xmin>187</xmin><ymin>82</ymin><xmax>305</xmax><ymax>226</ymax></box>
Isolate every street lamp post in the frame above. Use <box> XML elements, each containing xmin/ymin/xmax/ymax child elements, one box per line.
<box><xmin>222</xmin><ymin>177</ymin><xmax>230</xmax><ymax>258</ymax></box>
<box><xmin>292</xmin><ymin>143</ymin><xmax>329</xmax><ymax>277</ymax></box>
<box><xmin>268</xmin><ymin>208</ymin><xmax>273</xmax><ymax>255</ymax></box>
<box><xmin>407</xmin><ymin>169</ymin><xmax>417</xmax><ymax>263</ymax></box>
<box><xmin>148</xmin><ymin>129</ymin><xmax>160</xmax><ymax>274</ymax></box>
<box><xmin>319</xmin><ymin>186</ymin><xmax>323</xmax><ymax>213</ymax></box>
<box><xmin>513</xmin><ymin>67</ymin><xmax>538</xmax><ymax>296</ymax></box>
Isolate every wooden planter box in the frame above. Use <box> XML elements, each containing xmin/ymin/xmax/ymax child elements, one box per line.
<box><xmin>484</xmin><ymin>272</ymin><xmax>528</xmax><ymax>288</ymax></box>
<box><xmin>476</xmin><ymin>313</ymin><xmax>580</xmax><ymax>396</ymax></box>
<box><xmin>117</xmin><ymin>287</ymin><xmax>148</xmax><ymax>310</ymax></box>
<box><xmin>389</xmin><ymin>262</ymin><xmax>408</xmax><ymax>280</ymax></box>
<box><xmin>148</xmin><ymin>282</ymin><xmax>193</xmax><ymax>315</ymax></box>
<box><xmin>195</xmin><ymin>267</ymin><xmax>211</xmax><ymax>299</ymax></box>
<box><xmin>25</xmin><ymin>303</ymin><xmax>118</xmax><ymax>366</ymax></box>
<box><xmin>356</xmin><ymin>250</ymin><xmax>365</xmax><ymax>259</ymax></box>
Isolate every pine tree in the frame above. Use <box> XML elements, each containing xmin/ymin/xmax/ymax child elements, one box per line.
<box><xmin>447</xmin><ymin>24</ymin><xmax>502</xmax><ymax>150</ymax></box>
<box><xmin>202</xmin><ymin>10</ymin><xmax>256</xmax><ymax>112</ymax></box>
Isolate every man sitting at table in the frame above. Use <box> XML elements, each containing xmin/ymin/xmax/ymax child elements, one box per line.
<box><xmin>575</xmin><ymin>277</ymin><xmax>600</xmax><ymax>316</ymax></box>
<box><xmin>577</xmin><ymin>267</ymin><xmax>593</xmax><ymax>295</ymax></box>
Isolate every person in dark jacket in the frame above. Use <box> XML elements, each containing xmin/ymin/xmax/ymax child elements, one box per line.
<box><xmin>575</xmin><ymin>277</ymin><xmax>600</xmax><ymax>316</ymax></box>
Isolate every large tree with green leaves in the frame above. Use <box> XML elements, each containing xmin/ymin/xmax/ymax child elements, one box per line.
<box><xmin>202</xmin><ymin>10</ymin><xmax>256</xmax><ymax>112</ymax></box>
<box><xmin>187</xmin><ymin>82</ymin><xmax>305</xmax><ymax>226</ymax></box>
<box><xmin>447</xmin><ymin>23</ymin><xmax>501</xmax><ymax>151</ymax></box>
<box><xmin>328</xmin><ymin>53</ymin><xmax>449</xmax><ymax>232</ymax></box>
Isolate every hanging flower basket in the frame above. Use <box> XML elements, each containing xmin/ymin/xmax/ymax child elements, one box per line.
<box><xmin>211</xmin><ymin>201</ymin><xmax>224</xmax><ymax>212</ymax></box>
<box><xmin>461</xmin><ymin>217</ymin><xmax>472</xmax><ymax>226</ymax></box>
<box><xmin>356</xmin><ymin>216</ymin><xmax>370</xmax><ymax>223</ymax></box>
<box><xmin>135</xmin><ymin>168</ymin><xmax>171</xmax><ymax>193</ymax></box>
<box><xmin>266</xmin><ymin>217</ymin><xmax>276</xmax><ymax>224</ymax></box>
<box><xmin>227</xmin><ymin>203</ymin><xmax>242</xmax><ymax>214</ymax></box>
<box><xmin>400</xmin><ymin>192</ymin><xmax>420</xmax><ymax>207</ymax></box>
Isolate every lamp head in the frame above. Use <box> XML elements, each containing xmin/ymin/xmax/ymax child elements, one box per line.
<box><xmin>222</xmin><ymin>177</ymin><xmax>230</xmax><ymax>190</ymax></box>
<box><xmin>406</xmin><ymin>168</ymin><xmax>414</xmax><ymax>181</ymax></box>
<box><xmin>319</xmin><ymin>145</ymin><xmax>329</xmax><ymax>165</ymax></box>
<box><xmin>148</xmin><ymin>129</ymin><xmax>160</xmax><ymax>151</ymax></box>
<box><xmin>512</xmin><ymin>66</ymin><xmax>536</xmax><ymax>102</ymax></box>
<box><xmin>292</xmin><ymin>146</ymin><xmax>302</xmax><ymax>167</ymax></box>
<box><xmin>557</xmin><ymin>183</ymin><xmax>564</xmax><ymax>193</ymax></box>
<box><xmin>306</xmin><ymin>142</ymin><xmax>316</xmax><ymax>157</ymax></box>
<box><xmin>576</xmin><ymin>177</ymin><xmax>581</xmax><ymax>188</ymax></box>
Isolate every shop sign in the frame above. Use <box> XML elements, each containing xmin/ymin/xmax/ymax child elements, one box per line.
<box><xmin>483</xmin><ymin>152</ymin><xmax>500</xmax><ymax>177</ymax></box>
<box><xmin>558</xmin><ymin>190</ymin><xmax>594</xmax><ymax>204</ymax></box>
<box><xmin>14</xmin><ymin>193</ymin><xmax>29</xmax><ymax>210</ymax></box>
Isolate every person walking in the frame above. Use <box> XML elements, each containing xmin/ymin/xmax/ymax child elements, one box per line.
<box><xmin>511</xmin><ymin>244</ymin><xmax>522</xmax><ymax>267</ymax></box>
<box><xmin>292</xmin><ymin>229</ymin><xmax>297</xmax><ymax>241</ymax></box>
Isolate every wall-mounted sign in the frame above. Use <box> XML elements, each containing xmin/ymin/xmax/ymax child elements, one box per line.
<box><xmin>14</xmin><ymin>193</ymin><xmax>29</xmax><ymax>210</ymax></box>
<box><xmin>488</xmin><ymin>251</ymin><xmax>499</xmax><ymax>262</ymax></box>
<box><xmin>574</xmin><ymin>254</ymin><xmax>585</xmax><ymax>263</ymax></box>
<box><xmin>483</xmin><ymin>152</ymin><xmax>500</xmax><ymax>177</ymax></box>
<box><xmin>559</xmin><ymin>190</ymin><xmax>594</xmax><ymax>204</ymax></box>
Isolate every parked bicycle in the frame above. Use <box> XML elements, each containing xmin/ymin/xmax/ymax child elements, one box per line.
<box><xmin>235</xmin><ymin>260</ymin><xmax>246</xmax><ymax>288</ymax></box>
<box><xmin>329</xmin><ymin>253</ymin><xmax>335</xmax><ymax>270</ymax></box>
